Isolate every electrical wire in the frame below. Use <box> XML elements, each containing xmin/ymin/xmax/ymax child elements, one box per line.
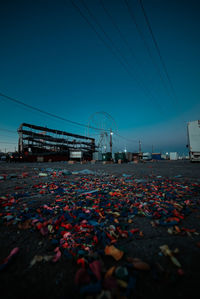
<box><xmin>139</xmin><ymin>0</ymin><xmax>176</xmax><ymax>95</ymax></box>
<box><xmin>70</xmin><ymin>0</ymin><xmax>133</xmax><ymax>77</ymax></box>
<box><xmin>99</xmin><ymin>0</ymin><xmax>139</xmax><ymax>61</ymax></box>
<box><xmin>0</xmin><ymin>141</ymin><xmax>16</xmax><ymax>144</ymax></box>
<box><xmin>0</xmin><ymin>92</ymin><xmax>139</xmax><ymax>147</ymax></box>
<box><xmin>0</xmin><ymin>92</ymin><xmax>108</xmax><ymax>132</ymax></box>
<box><xmin>124</xmin><ymin>0</ymin><xmax>175</xmax><ymax>102</ymax></box>
<box><xmin>81</xmin><ymin>0</ymin><xmax>135</xmax><ymax>71</ymax></box>
<box><xmin>0</xmin><ymin>134</ymin><xmax>17</xmax><ymax>139</ymax></box>
<box><xmin>71</xmin><ymin>0</ymin><xmax>165</xmax><ymax>115</ymax></box>
<box><xmin>115</xmin><ymin>132</ymin><xmax>138</xmax><ymax>143</ymax></box>
<box><xmin>81</xmin><ymin>0</ymin><xmax>166</xmax><ymax>113</ymax></box>
<box><xmin>0</xmin><ymin>128</ymin><xmax>16</xmax><ymax>134</ymax></box>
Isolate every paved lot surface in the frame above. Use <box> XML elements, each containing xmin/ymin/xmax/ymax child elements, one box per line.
<box><xmin>1</xmin><ymin>159</ymin><xmax>200</xmax><ymax>179</ymax></box>
<box><xmin>0</xmin><ymin>160</ymin><xmax>200</xmax><ymax>299</ymax></box>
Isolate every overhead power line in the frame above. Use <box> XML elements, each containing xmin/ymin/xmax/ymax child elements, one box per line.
<box><xmin>71</xmin><ymin>0</ymin><xmax>165</xmax><ymax>115</ymax></box>
<box><xmin>0</xmin><ymin>92</ymin><xmax>139</xmax><ymax>146</ymax></box>
<box><xmin>0</xmin><ymin>134</ymin><xmax>17</xmax><ymax>139</ymax></box>
<box><xmin>0</xmin><ymin>141</ymin><xmax>16</xmax><ymax>144</ymax></box>
<box><xmin>81</xmin><ymin>0</ymin><xmax>135</xmax><ymax>72</ymax></box>
<box><xmin>138</xmin><ymin>0</ymin><xmax>176</xmax><ymax>96</ymax></box>
<box><xmin>99</xmin><ymin>0</ymin><xmax>139</xmax><ymax>61</ymax></box>
<box><xmin>70</xmin><ymin>0</ymin><xmax>133</xmax><ymax>77</ymax></box>
<box><xmin>0</xmin><ymin>92</ymin><xmax>108</xmax><ymax>132</ymax></box>
<box><xmin>115</xmin><ymin>132</ymin><xmax>138</xmax><ymax>143</ymax></box>
<box><xmin>81</xmin><ymin>0</ymin><xmax>165</xmax><ymax>112</ymax></box>
<box><xmin>99</xmin><ymin>0</ymin><xmax>175</xmax><ymax>110</ymax></box>
<box><xmin>124</xmin><ymin>0</ymin><xmax>175</xmax><ymax>101</ymax></box>
<box><xmin>0</xmin><ymin>128</ymin><xmax>17</xmax><ymax>134</ymax></box>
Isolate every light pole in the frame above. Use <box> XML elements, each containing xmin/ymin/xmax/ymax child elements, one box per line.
<box><xmin>110</xmin><ymin>130</ymin><xmax>113</xmax><ymax>155</ymax></box>
<box><xmin>139</xmin><ymin>140</ymin><xmax>142</xmax><ymax>153</ymax></box>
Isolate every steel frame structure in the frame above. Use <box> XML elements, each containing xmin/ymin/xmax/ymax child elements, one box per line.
<box><xmin>18</xmin><ymin>123</ymin><xmax>95</xmax><ymax>161</ymax></box>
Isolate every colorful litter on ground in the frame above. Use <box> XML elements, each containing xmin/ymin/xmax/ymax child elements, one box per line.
<box><xmin>0</xmin><ymin>169</ymin><xmax>200</xmax><ymax>298</ymax></box>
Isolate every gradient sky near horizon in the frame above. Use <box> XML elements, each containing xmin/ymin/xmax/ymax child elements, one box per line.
<box><xmin>0</xmin><ymin>0</ymin><xmax>200</xmax><ymax>155</ymax></box>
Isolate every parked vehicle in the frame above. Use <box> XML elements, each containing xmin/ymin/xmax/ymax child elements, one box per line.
<box><xmin>187</xmin><ymin>120</ymin><xmax>200</xmax><ymax>162</ymax></box>
<box><xmin>142</xmin><ymin>152</ymin><xmax>152</xmax><ymax>161</ymax></box>
<box><xmin>6</xmin><ymin>152</ymin><xmax>23</xmax><ymax>162</ymax></box>
<box><xmin>0</xmin><ymin>155</ymin><xmax>7</xmax><ymax>161</ymax></box>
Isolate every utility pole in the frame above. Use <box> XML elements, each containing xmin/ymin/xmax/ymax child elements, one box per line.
<box><xmin>139</xmin><ymin>140</ymin><xmax>142</xmax><ymax>153</ymax></box>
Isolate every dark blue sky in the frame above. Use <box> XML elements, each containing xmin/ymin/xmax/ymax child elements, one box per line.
<box><xmin>0</xmin><ymin>0</ymin><xmax>200</xmax><ymax>154</ymax></box>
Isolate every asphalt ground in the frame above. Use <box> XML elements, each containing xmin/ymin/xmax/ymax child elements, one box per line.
<box><xmin>0</xmin><ymin>160</ymin><xmax>200</xmax><ymax>299</ymax></box>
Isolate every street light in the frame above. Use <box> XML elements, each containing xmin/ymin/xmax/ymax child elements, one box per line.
<box><xmin>110</xmin><ymin>130</ymin><xmax>113</xmax><ymax>155</ymax></box>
